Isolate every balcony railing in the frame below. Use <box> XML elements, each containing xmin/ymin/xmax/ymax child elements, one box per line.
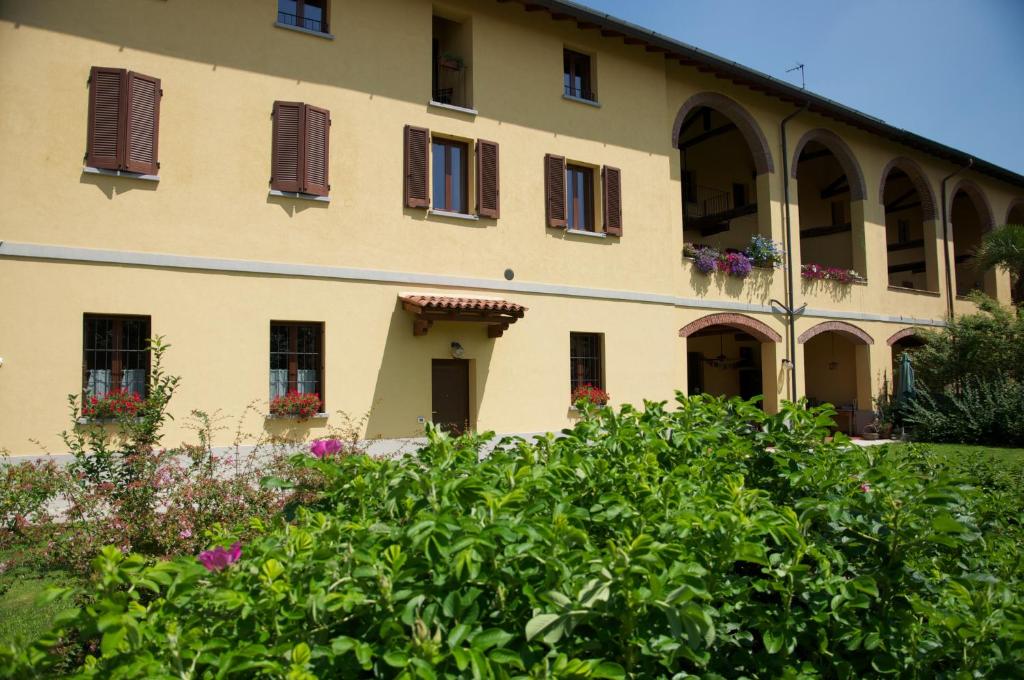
<box><xmin>277</xmin><ymin>11</ymin><xmax>326</xmax><ymax>34</ymax></box>
<box><xmin>433</xmin><ymin>58</ymin><xmax>468</xmax><ymax>108</ymax></box>
<box><xmin>685</xmin><ymin>185</ymin><xmax>732</xmax><ymax>220</ymax></box>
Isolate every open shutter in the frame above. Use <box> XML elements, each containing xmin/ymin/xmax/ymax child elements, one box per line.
<box><xmin>122</xmin><ymin>71</ymin><xmax>161</xmax><ymax>175</ymax></box>
<box><xmin>271</xmin><ymin>101</ymin><xmax>304</xmax><ymax>192</ymax></box>
<box><xmin>545</xmin><ymin>154</ymin><xmax>566</xmax><ymax>228</ymax></box>
<box><xmin>476</xmin><ymin>139</ymin><xmax>500</xmax><ymax>218</ymax></box>
<box><xmin>302</xmin><ymin>104</ymin><xmax>330</xmax><ymax>196</ymax></box>
<box><xmin>86</xmin><ymin>66</ymin><xmax>126</xmax><ymax>170</ymax></box>
<box><xmin>404</xmin><ymin>125</ymin><xmax>430</xmax><ymax>208</ymax></box>
<box><xmin>602</xmin><ymin>165</ymin><xmax>622</xmax><ymax>236</ymax></box>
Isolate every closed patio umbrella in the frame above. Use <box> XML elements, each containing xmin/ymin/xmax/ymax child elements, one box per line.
<box><xmin>895</xmin><ymin>352</ymin><xmax>916</xmax><ymax>404</ymax></box>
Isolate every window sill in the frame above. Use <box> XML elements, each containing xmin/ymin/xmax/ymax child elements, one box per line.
<box><xmin>428</xmin><ymin>100</ymin><xmax>478</xmax><ymax>116</ymax></box>
<box><xmin>273</xmin><ymin>21</ymin><xmax>334</xmax><ymax>40</ymax></box>
<box><xmin>565</xmin><ymin>229</ymin><xmax>605</xmax><ymax>238</ymax></box>
<box><xmin>562</xmin><ymin>94</ymin><xmax>601</xmax><ymax>108</ymax></box>
<box><xmin>888</xmin><ymin>285</ymin><xmax>940</xmax><ymax>297</ymax></box>
<box><xmin>268</xmin><ymin>190</ymin><xmax>330</xmax><ymax>203</ymax></box>
<box><xmin>77</xmin><ymin>417</ymin><xmax>144</xmax><ymax>425</ymax></box>
<box><xmin>264</xmin><ymin>412</ymin><xmax>329</xmax><ymax>420</ymax></box>
<box><xmin>83</xmin><ymin>166</ymin><xmax>159</xmax><ymax>182</ymax></box>
<box><xmin>428</xmin><ymin>209</ymin><xmax>479</xmax><ymax>221</ymax></box>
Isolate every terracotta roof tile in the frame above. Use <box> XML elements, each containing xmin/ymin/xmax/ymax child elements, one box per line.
<box><xmin>399</xmin><ymin>294</ymin><xmax>527</xmax><ymax>315</ymax></box>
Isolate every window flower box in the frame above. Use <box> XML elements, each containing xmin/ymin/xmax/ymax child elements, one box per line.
<box><xmin>572</xmin><ymin>384</ymin><xmax>609</xmax><ymax>407</ymax></box>
<box><xmin>683</xmin><ymin>235</ymin><xmax>783</xmax><ymax>279</ymax></box>
<box><xmin>269</xmin><ymin>391</ymin><xmax>323</xmax><ymax>421</ymax></box>
<box><xmin>800</xmin><ymin>263</ymin><xmax>864</xmax><ymax>284</ymax></box>
<box><xmin>80</xmin><ymin>389</ymin><xmax>143</xmax><ymax>421</ymax></box>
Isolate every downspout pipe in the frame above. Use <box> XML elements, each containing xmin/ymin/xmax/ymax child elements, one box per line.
<box><xmin>780</xmin><ymin>102</ymin><xmax>808</xmax><ymax>402</ymax></box>
<box><xmin>940</xmin><ymin>158</ymin><xmax>974</xmax><ymax>319</ymax></box>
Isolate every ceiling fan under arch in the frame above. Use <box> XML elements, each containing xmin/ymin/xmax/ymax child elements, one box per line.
<box><xmin>701</xmin><ymin>334</ymin><xmax>743</xmax><ymax>370</ymax></box>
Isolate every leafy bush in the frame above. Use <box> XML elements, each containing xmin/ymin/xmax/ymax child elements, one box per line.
<box><xmin>6</xmin><ymin>396</ymin><xmax>1022</xmax><ymax>678</ymax></box>
<box><xmin>0</xmin><ymin>456</ymin><xmax>62</xmax><ymax>533</ymax></box>
<box><xmin>904</xmin><ymin>375</ymin><xmax>1024</xmax><ymax>446</ymax></box>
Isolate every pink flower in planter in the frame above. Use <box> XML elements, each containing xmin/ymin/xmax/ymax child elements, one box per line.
<box><xmin>198</xmin><ymin>542</ymin><xmax>242</xmax><ymax>572</ymax></box>
<box><xmin>310</xmin><ymin>438</ymin><xmax>343</xmax><ymax>459</ymax></box>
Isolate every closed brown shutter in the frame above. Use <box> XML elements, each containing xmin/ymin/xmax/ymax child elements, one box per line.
<box><xmin>476</xmin><ymin>139</ymin><xmax>500</xmax><ymax>219</ymax></box>
<box><xmin>404</xmin><ymin>125</ymin><xmax>430</xmax><ymax>208</ymax></box>
<box><xmin>545</xmin><ymin>154</ymin><xmax>566</xmax><ymax>228</ymax></box>
<box><xmin>271</xmin><ymin>101</ymin><xmax>304</xmax><ymax>193</ymax></box>
<box><xmin>302</xmin><ymin>104</ymin><xmax>330</xmax><ymax>196</ymax></box>
<box><xmin>602</xmin><ymin>165</ymin><xmax>622</xmax><ymax>236</ymax></box>
<box><xmin>123</xmin><ymin>71</ymin><xmax>161</xmax><ymax>175</ymax></box>
<box><xmin>86</xmin><ymin>67</ymin><xmax>126</xmax><ymax>170</ymax></box>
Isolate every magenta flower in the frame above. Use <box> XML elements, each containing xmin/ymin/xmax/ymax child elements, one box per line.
<box><xmin>860</xmin><ymin>483</ymin><xmax>871</xmax><ymax>493</ymax></box>
<box><xmin>198</xmin><ymin>542</ymin><xmax>242</xmax><ymax>572</ymax></box>
<box><xmin>310</xmin><ymin>438</ymin><xmax>343</xmax><ymax>459</ymax></box>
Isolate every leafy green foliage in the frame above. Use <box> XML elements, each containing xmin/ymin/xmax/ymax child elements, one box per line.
<box><xmin>974</xmin><ymin>223</ymin><xmax>1024</xmax><ymax>304</ymax></box>
<box><xmin>4</xmin><ymin>396</ymin><xmax>1023</xmax><ymax>678</ymax></box>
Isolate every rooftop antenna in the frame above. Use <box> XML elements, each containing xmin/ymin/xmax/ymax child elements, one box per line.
<box><xmin>786</xmin><ymin>63</ymin><xmax>805</xmax><ymax>89</ymax></box>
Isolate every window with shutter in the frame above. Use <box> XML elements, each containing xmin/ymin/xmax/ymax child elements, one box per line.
<box><xmin>476</xmin><ymin>139</ymin><xmax>500</xmax><ymax>219</ymax></box>
<box><xmin>86</xmin><ymin>66</ymin><xmax>161</xmax><ymax>175</ymax></box>
<box><xmin>271</xmin><ymin>101</ymin><xmax>330</xmax><ymax>197</ymax></box>
<box><xmin>404</xmin><ymin>125</ymin><xmax>430</xmax><ymax>208</ymax></box>
<box><xmin>602</xmin><ymin>166</ymin><xmax>622</xmax><ymax>236</ymax></box>
<box><xmin>545</xmin><ymin>154</ymin><xmax>567</xmax><ymax>228</ymax></box>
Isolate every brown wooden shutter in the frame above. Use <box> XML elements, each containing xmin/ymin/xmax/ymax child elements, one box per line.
<box><xmin>302</xmin><ymin>104</ymin><xmax>330</xmax><ymax>196</ymax></box>
<box><xmin>122</xmin><ymin>71</ymin><xmax>161</xmax><ymax>175</ymax></box>
<box><xmin>602</xmin><ymin>165</ymin><xmax>622</xmax><ymax>236</ymax></box>
<box><xmin>86</xmin><ymin>66</ymin><xmax>126</xmax><ymax>170</ymax></box>
<box><xmin>404</xmin><ymin>125</ymin><xmax>430</xmax><ymax>208</ymax></box>
<box><xmin>271</xmin><ymin>101</ymin><xmax>304</xmax><ymax>192</ymax></box>
<box><xmin>476</xmin><ymin>139</ymin><xmax>500</xmax><ymax>219</ymax></box>
<box><xmin>545</xmin><ymin>154</ymin><xmax>566</xmax><ymax>228</ymax></box>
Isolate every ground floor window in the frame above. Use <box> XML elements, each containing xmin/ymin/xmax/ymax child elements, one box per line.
<box><xmin>270</xmin><ymin>322</ymin><xmax>324</xmax><ymax>404</ymax></box>
<box><xmin>83</xmin><ymin>314</ymin><xmax>151</xmax><ymax>398</ymax></box>
<box><xmin>569</xmin><ymin>332</ymin><xmax>603</xmax><ymax>394</ymax></box>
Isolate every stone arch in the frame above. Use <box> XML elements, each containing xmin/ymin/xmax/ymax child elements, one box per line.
<box><xmin>885</xmin><ymin>327</ymin><xmax>921</xmax><ymax>346</ymax></box>
<box><xmin>671</xmin><ymin>92</ymin><xmax>775</xmax><ymax>175</ymax></box>
<box><xmin>798</xmin><ymin>320</ymin><xmax>873</xmax><ymax>345</ymax></box>
<box><xmin>1005</xmin><ymin>197</ymin><xmax>1024</xmax><ymax>224</ymax></box>
<box><xmin>878</xmin><ymin>156</ymin><xmax>937</xmax><ymax>220</ymax></box>
<box><xmin>790</xmin><ymin>128</ymin><xmax>867</xmax><ymax>202</ymax></box>
<box><xmin>948</xmin><ymin>178</ymin><xmax>996</xmax><ymax>231</ymax></box>
<box><xmin>678</xmin><ymin>313</ymin><xmax>782</xmax><ymax>343</ymax></box>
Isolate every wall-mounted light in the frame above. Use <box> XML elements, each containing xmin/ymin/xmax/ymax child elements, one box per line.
<box><xmin>450</xmin><ymin>342</ymin><xmax>465</xmax><ymax>359</ymax></box>
<box><xmin>781</xmin><ymin>358</ymin><xmax>794</xmax><ymax>371</ymax></box>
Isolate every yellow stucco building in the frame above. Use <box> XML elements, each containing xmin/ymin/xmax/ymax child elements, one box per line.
<box><xmin>1</xmin><ymin>0</ymin><xmax>1022</xmax><ymax>455</ymax></box>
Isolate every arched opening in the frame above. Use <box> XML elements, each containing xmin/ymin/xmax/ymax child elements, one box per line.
<box><xmin>886</xmin><ymin>327</ymin><xmax>926</xmax><ymax>393</ymax></box>
<box><xmin>675</xmin><ymin>94</ymin><xmax>772</xmax><ymax>254</ymax></box>
<box><xmin>1007</xmin><ymin>199</ymin><xmax>1024</xmax><ymax>225</ymax></box>
<box><xmin>880</xmin><ymin>159</ymin><xmax>938</xmax><ymax>291</ymax></box>
<box><xmin>793</xmin><ymin>132</ymin><xmax>866</xmax><ymax>276</ymax></box>
<box><xmin>799</xmin><ymin>321</ymin><xmax>873</xmax><ymax>435</ymax></box>
<box><xmin>680</xmin><ymin>313</ymin><xmax>780</xmax><ymax>410</ymax></box>
<box><xmin>950</xmin><ymin>182</ymin><xmax>996</xmax><ymax>297</ymax></box>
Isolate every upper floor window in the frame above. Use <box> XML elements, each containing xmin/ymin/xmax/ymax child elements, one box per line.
<box><xmin>432</xmin><ymin>15</ymin><xmax>472</xmax><ymax>109</ymax></box>
<box><xmin>432</xmin><ymin>138</ymin><xmax>468</xmax><ymax>214</ymax></box>
<box><xmin>83</xmin><ymin>314</ymin><xmax>151</xmax><ymax>399</ymax></box>
<box><xmin>277</xmin><ymin>0</ymin><xmax>329</xmax><ymax>34</ymax></box>
<box><xmin>86</xmin><ymin>67</ymin><xmax>161</xmax><ymax>176</ymax></box>
<box><xmin>563</xmin><ymin>49</ymin><xmax>595</xmax><ymax>102</ymax></box>
<box><xmin>270</xmin><ymin>101</ymin><xmax>330</xmax><ymax>197</ymax></box>
<box><xmin>566</xmin><ymin>164</ymin><xmax>594</xmax><ymax>231</ymax></box>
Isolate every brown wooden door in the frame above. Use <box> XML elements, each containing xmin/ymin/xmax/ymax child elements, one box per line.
<box><xmin>431</xmin><ymin>359</ymin><xmax>469</xmax><ymax>435</ymax></box>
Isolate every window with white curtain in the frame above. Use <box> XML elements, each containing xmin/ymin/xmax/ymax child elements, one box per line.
<box><xmin>269</xmin><ymin>322</ymin><xmax>324</xmax><ymax>404</ymax></box>
<box><xmin>83</xmin><ymin>315</ymin><xmax>150</xmax><ymax>398</ymax></box>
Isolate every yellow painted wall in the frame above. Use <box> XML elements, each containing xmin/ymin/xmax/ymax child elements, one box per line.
<box><xmin>0</xmin><ymin>0</ymin><xmax>1021</xmax><ymax>453</ymax></box>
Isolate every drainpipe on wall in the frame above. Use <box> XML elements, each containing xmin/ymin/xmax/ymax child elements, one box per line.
<box><xmin>779</xmin><ymin>102</ymin><xmax>809</xmax><ymax>402</ymax></box>
<box><xmin>940</xmin><ymin>158</ymin><xmax>974</xmax><ymax>320</ymax></box>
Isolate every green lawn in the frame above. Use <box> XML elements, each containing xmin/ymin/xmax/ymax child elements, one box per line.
<box><xmin>889</xmin><ymin>442</ymin><xmax>1024</xmax><ymax>467</ymax></box>
<box><xmin>0</xmin><ymin>549</ymin><xmax>78</xmax><ymax>648</ymax></box>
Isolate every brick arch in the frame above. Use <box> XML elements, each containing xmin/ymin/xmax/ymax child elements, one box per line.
<box><xmin>790</xmin><ymin>128</ymin><xmax>867</xmax><ymax>202</ymax></box>
<box><xmin>797</xmin><ymin>320</ymin><xmax>874</xmax><ymax>345</ymax></box>
<box><xmin>1006</xmin><ymin>197</ymin><xmax>1024</xmax><ymax>224</ymax></box>
<box><xmin>886</xmin><ymin>327</ymin><xmax>921</xmax><ymax>346</ymax></box>
<box><xmin>671</xmin><ymin>92</ymin><xmax>775</xmax><ymax>175</ymax></box>
<box><xmin>678</xmin><ymin>313</ymin><xmax>782</xmax><ymax>343</ymax></box>
<box><xmin>878</xmin><ymin>156</ymin><xmax>937</xmax><ymax>220</ymax></box>
<box><xmin>948</xmin><ymin>178</ymin><xmax>996</xmax><ymax>231</ymax></box>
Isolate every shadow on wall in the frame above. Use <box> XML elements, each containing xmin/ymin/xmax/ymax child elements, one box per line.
<box><xmin>364</xmin><ymin>301</ymin><xmax>496</xmax><ymax>440</ymax></box>
<box><xmin>1</xmin><ymin>0</ymin><xmax>668</xmax><ymax>155</ymax></box>
<box><xmin>800</xmin><ymin>278</ymin><xmax>854</xmax><ymax>303</ymax></box>
<box><xmin>686</xmin><ymin>264</ymin><xmax>775</xmax><ymax>304</ymax></box>
<box><xmin>79</xmin><ymin>172</ymin><xmax>159</xmax><ymax>199</ymax></box>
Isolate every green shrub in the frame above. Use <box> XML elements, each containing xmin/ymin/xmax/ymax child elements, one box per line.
<box><xmin>904</xmin><ymin>375</ymin><xmax>1024</xmax><ymax>446</ymax></box>
<box><xmin>3</xmin><ymin>396</ymin><xmax>1023</xmax><ymax>678</ymax></box>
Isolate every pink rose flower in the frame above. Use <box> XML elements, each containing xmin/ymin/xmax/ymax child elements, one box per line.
<box><xmin>198</xmin><ymin>542</ymin><xmax>242</xmax><ymax>572</ymax></box>
<box><xmin>310</xmin><ymin>438</ymin><xmax>342</xmax><ymax>459</ymax></box>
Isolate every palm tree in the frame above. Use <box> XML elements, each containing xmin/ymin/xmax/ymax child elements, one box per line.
<box><xmin>975</xmin><ymin>223</ymin><xmax>1024</xmax><ymax>305</ymax></box>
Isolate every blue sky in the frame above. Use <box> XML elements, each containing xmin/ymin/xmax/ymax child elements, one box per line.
<box><xmin>578</xmin><ymin>0</ymin><xmax>1024</xmax><ymax>175</ymax></box>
